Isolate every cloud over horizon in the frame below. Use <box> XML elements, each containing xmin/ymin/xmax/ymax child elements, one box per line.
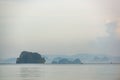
<box><xmin>92</xmin><ymin>21</ymin><xmax>120</xmax><ymax>55</ymax></box>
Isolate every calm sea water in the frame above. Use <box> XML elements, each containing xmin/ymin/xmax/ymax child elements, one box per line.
<box><xmin>0</xmin><ymin>64</ymin><xmax>120</xmax><ymax>80</ymax></box>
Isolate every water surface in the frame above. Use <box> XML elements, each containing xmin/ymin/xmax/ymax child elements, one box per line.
<box><xmin>0</xmin><ymin>64</ymin><xmax>120</xmax><ymax>80</ymax></box>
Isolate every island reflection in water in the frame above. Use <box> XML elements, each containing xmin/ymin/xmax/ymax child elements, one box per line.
<box><xmin>20</xmin><ymin>66</ymin><xmax>44</xmax><ymax>80</ymax></box>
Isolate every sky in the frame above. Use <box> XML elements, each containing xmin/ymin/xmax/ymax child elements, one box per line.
<box><xmin>0</xmin><ymin>0</ymin><xmax>120</xmax><ymax>59</ymax></box>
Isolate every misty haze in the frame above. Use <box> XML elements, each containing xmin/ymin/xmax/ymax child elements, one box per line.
<box><xmin>0</xmin><ymin>0</ymin><xmax>120</xmax><ymax>80</ymax></box>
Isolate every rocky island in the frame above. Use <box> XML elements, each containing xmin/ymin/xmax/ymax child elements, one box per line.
<box><xmin>16</xmin><ymin>51</ymin><xmax>46</xmax><ymax>64</ymax></box>
<box><xmin>52</xmin><ymin>58</ymin><xmax>82</xmax><ymax>64</ymax></box>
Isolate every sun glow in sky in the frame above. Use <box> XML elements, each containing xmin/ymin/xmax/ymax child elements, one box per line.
<box><xmin>0</xmin><ymin>0</ymin><xmax>120</xmax><ymax>59</ymax></box>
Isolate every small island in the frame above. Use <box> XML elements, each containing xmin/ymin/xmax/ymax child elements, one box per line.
<box><xmin>16</xmin><ymin>51</ymin><xmax>46</xmax><ymax>64</ymax></box>
<box><xmin>52</xmin><ymin>58</ymin><xmax>82</xmax><ymax>64</ymax></box>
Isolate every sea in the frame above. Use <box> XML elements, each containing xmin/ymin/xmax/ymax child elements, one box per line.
<box><xmin>0</xmin><ymin>64</ymin><xmax>120</xmax><ymax>80</ymax></box>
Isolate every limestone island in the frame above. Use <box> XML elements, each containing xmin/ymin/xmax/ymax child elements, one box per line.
<box><xmin>52</xmin><ymin>58</ymin><xmax>82</xmax><ymax>64</ymax></box>
<box><xmin>16</xmin><ymin>51</ymin><xmax>46</xmax><ymax>64</ymax></box>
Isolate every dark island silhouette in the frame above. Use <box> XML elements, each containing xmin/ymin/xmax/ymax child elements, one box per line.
<box><xmin>16</xmin><ymin>51</ymin><xmax>46</xmax><ymax>64</ymax></box>
<box><xmin>52</xmin><ymin>58</ymin><xmax>82</xmax><ymax>64</ymax></box>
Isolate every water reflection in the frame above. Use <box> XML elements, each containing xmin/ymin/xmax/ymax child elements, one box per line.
<box><xmin>0</xmin><ymin>64</ymin><xmax>120</xmax><ymax>80</ymax></box>
<box><xmin>19</xmin><ymin>65</ymin><xmax>45</xmax><ymax>80</ymax></box>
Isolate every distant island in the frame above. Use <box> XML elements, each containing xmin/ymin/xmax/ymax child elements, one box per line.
<box><xmin>16</xmin><ymin>51</ymin><xmax>46</xmax><ymax>64</ymax></box>
<box><xmin>16</xmin><ymin>51</ymin><xmax>83</xmax><ymax>64</ymax></box>
<box><xmin>1</xmin><ymin>52</ymin><xmax>119</xmax><ymax>64</ymax></box>
<box><xmin>52</xmin><ymin>58</ymin><xmax>82</xmax><ymax>64</ymax></box>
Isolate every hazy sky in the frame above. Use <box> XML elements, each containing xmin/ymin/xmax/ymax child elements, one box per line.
<box><xmin>0</xmin><ymin>0</ymin><xmax>120</xmax><ymax>59</ymax></box>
